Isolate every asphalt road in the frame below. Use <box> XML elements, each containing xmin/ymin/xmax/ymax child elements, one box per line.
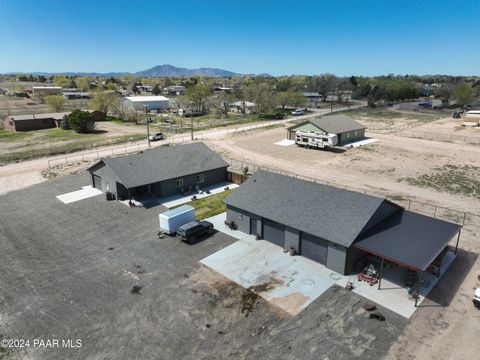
<box><xmin>0</xmin><ymin>172</ymin><xmax>406</xmax><ymax>360</ymax></box>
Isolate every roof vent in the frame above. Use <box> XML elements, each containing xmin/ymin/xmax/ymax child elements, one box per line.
<box><xmin>129</xmin><ymin>162</ymin><xmax>133</xmax><ymax>166</ymax></box>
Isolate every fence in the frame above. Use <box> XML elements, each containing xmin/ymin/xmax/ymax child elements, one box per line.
<box><xmin>226</xmin><ymin>157</ymin><xmax>479</xmax><ymax>229</ymax></box>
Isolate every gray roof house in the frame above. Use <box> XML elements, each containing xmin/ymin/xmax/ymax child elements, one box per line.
<box><xmin>224</xmin><ymin>171</ymin><xmax>461</xmax><ymax>278</ymax></box>
<box><xmin>87</xmin><ymin>143</ymin><xmax>229</xmax><ymax>201</ymax></box>
<box><xmin>287</xmin><ymin>114</ymin><xmax>366</xmax><ymax>144</ymax></box>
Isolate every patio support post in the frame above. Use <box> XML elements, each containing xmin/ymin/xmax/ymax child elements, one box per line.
<box><xmin>455</xmin><ymin>230</ymin><xmax>461</xmax><ymax>255</ymax></box>
<box><xmin>378</xmin><ymin>257</ymin><xmax>384</xmax><ymax>290</ymax></box>
<box><xmin>414</xmin><ymin>273</ymin><xmax>421</xmax><ymax>307</ymax></box>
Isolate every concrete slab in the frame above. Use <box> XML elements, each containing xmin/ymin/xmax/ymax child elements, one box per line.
<box><xmin>201</xmin><ymin>237</ymin><xmax>341</xmax><ymax>315</ymax></box>
<box><xmin>56</xmin><ymin>185</ymin><xmax>102</xmax><ymax>204</ymax></box>
<box><xmin>341</xmin><ymin>138</ymin><xmax>378</xmax><ymax>148</ymax></box>
<box><xmin>274</xmin><ymin>139</ymin><xmax>295</xmax><ymax>146</ymax></box>
<box><xmin>202</xmin><ymin>212</ymin><xmax>458</xmax><ymax>318</ymax></box>
<box><xmin>161</xmin><ymin>182</ymin><xmax>239</xmax><ymax>208</ymax></box>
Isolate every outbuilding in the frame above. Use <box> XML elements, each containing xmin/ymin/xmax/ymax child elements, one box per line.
<box><xmin>287</xmin><ymin>114</ymin><xmax>366</xmax><ymax>145</ymax></box>
<box><xmin>87</xmin><ymin>142</ymin><xmax>229</xmax><ymax>201</ymax></box>
<box><xmin>224</xmin><ymin>171</ymin><xmax>461</xmax><ymax>282</ymax></box>
<box><xmin>122</xmin><ymin>95</ymin><xmax>170</xmax><ymax>112</ymax></box>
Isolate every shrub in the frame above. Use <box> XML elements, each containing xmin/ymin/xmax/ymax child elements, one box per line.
<box><xmin>66</xmin><ymin>109</ymin><xmax>95</xmax><ymax>133</ymax></box>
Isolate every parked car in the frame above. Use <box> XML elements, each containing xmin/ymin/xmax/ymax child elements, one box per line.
<box><xmin>473</xmin><ymin>288</ymin><xmax>480</xmax><ymax>308</ymax></box>
<box><xmin>149</xmin><ymin>132</ymin><xmax>165</xmax><ymax>141</ymax></box>
<box><xmin>176</xmin><ymin>220</ymin><xmax>214</xmax><ymax>243</ymax></box>
<box><xmin>291</xmin><ymin>108</ymin><xmax>305</xmax><ymax>116</ymax></box>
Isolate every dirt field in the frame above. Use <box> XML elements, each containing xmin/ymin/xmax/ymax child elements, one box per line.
<box><xmin>206</xmin><ymin>126</ymin><xmax>480</xmax><ymax>360</ymax></box>
<box><xmin>413</xmin><ymin>116</ymin><xmax>480</xmax><ymax>137</ymax></box>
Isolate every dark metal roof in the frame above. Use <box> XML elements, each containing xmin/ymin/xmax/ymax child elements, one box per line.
<box><xmin>224</xmin><ymin>170</ymin><xmax>396</xmax><ymax>247</ymax></box>
<box><xmin>354</xmin><ymin>210</ymin><xmax>462</xmax><ymax>271</ymax></box>
<box><xmin>288</xmin><ymin>114</ymin><xmax>366</xmax><ymax>134</ymax></box>
<box><xmin>88</xmin><ymin>142</ymin><xmax>229</xmax><ymax>189</ymax></box>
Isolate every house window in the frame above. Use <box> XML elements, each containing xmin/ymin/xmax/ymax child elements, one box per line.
<box><xmin>196</xmin><ymin>174</ymin><xmax>205</xmax><ymax>183</ymax></box>
<box><xmin>354</xmin><ymin>131</ymin><xmax>357</xmax><ymax>136</ymax></box>
<box><xmin>238</xmin><ymin>213</ymin><xmax>243</xmax><ymax>220</ymax></box>
<box><xmin>176</xmin><ymin>178</ymin><xmax>184</xmax><ymax>188</ymax></box>
<box><xmin>346</xmin><ymin>132</ymin><xmax>350</xmax><ymax>138</ymax></box>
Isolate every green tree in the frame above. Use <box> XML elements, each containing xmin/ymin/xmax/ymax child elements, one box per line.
<box><xmin>451</xmin><ymin>82</ymin><xmax>474</xmax><ymax>107</ymax></box>
<box><xmin>211</xmin><ymin>92</ymin><xmax>234</xmax><ymax>118</ymax></box>
<box><xmin>66</xmin><ymin>109</ymin><xmax>95</xmax><ymax>133</ymax></box>
<box><xmin>91</xmin><ymin>91</ymin><xmax>120</xmax><ymax>116</ymax></box>
<box><xmin>45</xmin><ymin>95</ymin><xmax>66</xmax><ymax>112</ymax></box>
<box><xmin>244</xmin><ymin>82</ymin><xmax>274</xmax><ymax>114</ymax></box>
<box><xmin>276</xmin><ymin>91</ymin><xmax>293</xmax><ymax>110</ymax></box>
<box><xmin>53</xmin><ymin>75</ymin><xmax>73</xmax><ymax>88</ymax></box>
<box><xmin>290</xmin><ymin>92</ymin><xmax>307</xmax><ymax>109</ymax></box>
<box><xmin>75</xmin><ymin>76</ymin><xmax>90</xmax><ymax>90</ymax></box>
<box><xmin>185</xmin><ymin>83</ymin><xmax>211</xmax><ymax>113</ymax></box>
<box><xmin>152</xmin><ymin>84</ymin><xmax>162</xmax><ymax>95</ymax></box>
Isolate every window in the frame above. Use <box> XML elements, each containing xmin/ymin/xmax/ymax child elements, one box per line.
<box><xmin>238</xmin><ymin>213</ymin><xmax>243</xmax><ymax>220</ymax></box>
<box><xmin>346</xmin><ymin>132</ymin><xmax>350</xmax><ymax>138</ymax></box>
<box><xmin>196</xmin><ymin>174</ymin><xmax>204</xmax><ymax>183</ymax></box>
<box><xmin>176</xmin><ymin>178</ymin><xmax>183</xmax><ymax>188</ymax></box>
<box><xmin>354</xmin><ymin>131</ymin><xmax>357</xmax><ymax>136</ymax></box>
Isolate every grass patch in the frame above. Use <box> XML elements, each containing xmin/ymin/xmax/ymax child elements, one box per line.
<box><xmin>0</xmin><ymin>127</ymin><xmax>99</xmax><ymax>143</ymax></box>
<box><xmin>0</xmin><ymin>134</ymin><xmax>146</xmax><ymax>164</ymax></box>
<box><xmin>399</xmin><ymin>165</ymin><xmax>480</xmax><ymax>198</ymax></box>
<box><xmin>174</xmin><ymin>189</ymin><xmax>233</xmax><ymax>220</ymax></box>
<box><xmin>339</xmin><ymin>108</ymin><xmax>442</xmax><ymax>123</ymax></box>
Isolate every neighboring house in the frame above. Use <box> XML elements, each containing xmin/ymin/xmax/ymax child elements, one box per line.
<box><xmin>165</xmin><ymin>85</ymin><xmax>185</xmax><ymax>95</ymax></box>
<box><xmin>122</xmin><ymin>96</ymin><xmax>170</xmax><ymax>112</ymax></box>
<box><xmin>87</xmin><ymin>142</ymin><xmax>229</xmax><ymax>201</ymax></box>
<box><xmin>303</xmin><ymin>92</ymin><xmax>322</xmax><ymax>108</ymax></box>
<box><xmin>63</xmin><ymin>92</ymin><xmax>90</xmax><ymax>99</ymax></box>
<box><xmin>224</xmin><ymin>171</ymin><xmax>461</xmax><ymax>277</ymax></box>
<box><xmin>3</xmin><ymin>110</ymin><xmax>105</xmax><ymax>132</ymax></box>
<box><xmin>230</xmin><ymin>101</ymin><xmax>255</xmax><ymax>114</ymax></box>
<box><xmin>32</xmin><ymin>86</ymin><xmax>62</xmax><ymax>97</ymax></box>
<box><xmin>287</xmin><ymin>114</ymin><xmax>366</xmax><ymax>144</ymax></box>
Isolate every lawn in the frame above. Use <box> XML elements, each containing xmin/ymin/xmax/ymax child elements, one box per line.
<box><xmin>175</xmin><ymin>189</ymin><xmax>233</xmax><ymax>220</ymax></box>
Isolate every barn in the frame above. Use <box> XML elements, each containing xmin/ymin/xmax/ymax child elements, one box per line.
<box><xmin>287</xmin><ymin>114</ymin><xmax>366</xmax><ymax>145</ymax></box>
<box><xmin>87</xmin><ymin>143</ymin><xmax>229</xmax><ymax>201</ymax></box>
<box><xmin>224</xmin><ymin>171</ymin><xmax>461</xmax><ymax>281</ymax></box>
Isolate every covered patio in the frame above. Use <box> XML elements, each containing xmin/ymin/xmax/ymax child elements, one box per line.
<box><xmin>354</xmin><ymin>210</ymin><xmax>462</xmax><ymax>307</ymax></box>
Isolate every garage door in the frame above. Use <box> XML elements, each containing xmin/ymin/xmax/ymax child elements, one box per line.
<box><xmin>263</xmin><ymin>219</ymin><xmax>285</xmax><ymax>248</ymax></box>
<box><xmin>92</xmin><ymin>174</ymin><xmax>102</xmax><ymax>190</ymax></box>
<box><xmin>301</xmin><ymin>233</ymin><xmax>328</xmax><ymax>264</ymax></box>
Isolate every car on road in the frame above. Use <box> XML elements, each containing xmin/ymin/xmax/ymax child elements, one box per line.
<box><xmin>149</xmin><ymin>132</ymin><xmax>165</xmax><ymax>141</ymax></box>
<box><xmin>176</xmin><ymin>220</ymin><xmax>214</xmax><ymax>244</ymax></box>
<box><xmin>291</xmin><ymin>108</ymin><xmax>305</xmax><ymax>116</ymax></box>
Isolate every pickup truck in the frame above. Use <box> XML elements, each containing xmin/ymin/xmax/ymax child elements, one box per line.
<box><xmin>176</xmin><ymin>220</ymin><xmax>214</xmax><ymax>244</ymax></box>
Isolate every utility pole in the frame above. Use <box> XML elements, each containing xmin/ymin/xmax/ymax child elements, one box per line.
<box><xmin>190</xmin><ymin>113</ymin><xmax>194</xmax><ymax>141</ymax></box>
<box><xmin>144</xmin><ymin>105</ymin><xmax>151</xmax><ymax>147</ymax></box>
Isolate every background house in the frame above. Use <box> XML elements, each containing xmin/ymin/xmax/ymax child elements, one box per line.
<box><xmin>87</xmin><ymin>142</ymin><xmax>229</xmax><ymax>200</ymax></box>
<box><xmin>32</xmin><ymin>86</ymin><xmax>62</xmax><ymax>97</ymax></box>
<box><xmin>287</xmin><ymin>114</ymin><xmax>366</xmax><ymax>144</ymax></box>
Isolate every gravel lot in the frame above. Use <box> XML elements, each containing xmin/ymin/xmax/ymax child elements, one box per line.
<box><xmin>0</xmin><ymin>173</ymin><xmax>407</xmax><ymax>359</ymax></box>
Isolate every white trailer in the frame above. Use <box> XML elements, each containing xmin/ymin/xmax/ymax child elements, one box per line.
<box><xmin>159</xmin><ymin>205</ymin><xmax>196</xmax><ymax>234</ymax></box>
<box><xmin>295</xmin><ymin>131</ymin><xmax>338</xmax><ymax>149</ymax></box>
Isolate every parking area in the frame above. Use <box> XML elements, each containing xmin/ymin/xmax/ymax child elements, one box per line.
<box><xmin>0</xmin><ymin>173</ymin><xmax>408</xmax><ymax>359</ymax></box>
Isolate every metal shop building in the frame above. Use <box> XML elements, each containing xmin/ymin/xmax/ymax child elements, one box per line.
<box><xmin>287</xmin><ymin>114</ymin><xmax>366</xmax><ymax>145</ymax></box>
<box><xmin>224</xmin><ymin>171</ymin><xmax>461</xmax><ymax>278</ymax></box>
<box><xmin>87</xmin><ymin>143</ymin><xmax>229</xmax><ymax>200</ymax></box>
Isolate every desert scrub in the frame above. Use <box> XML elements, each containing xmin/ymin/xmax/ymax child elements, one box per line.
<box><xmin>399</xmin><ymin>165</ymin><xmax>480</xmax><ymax>198</ymax></box>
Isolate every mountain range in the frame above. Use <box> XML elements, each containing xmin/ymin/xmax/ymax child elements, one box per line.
<box><xmin>6</xmin><ymin>64</ymin><xmax>252</xmax><ymax>77</ymax></box>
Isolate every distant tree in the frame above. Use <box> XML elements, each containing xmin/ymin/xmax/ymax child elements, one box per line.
<box><xmin>91</xmin><ymin>91</ymin><xmax>120</xmax><ymax>116</ymax></box>
<box><xmin>105</xmin><ymin>82</ymin><xmax>116</xmax><ymax>90</ymax></box>
<box><xmin>75</xmin><ymin>76</ymin><xmax>90</xmax><ymax>91</ymax></box>
<box><xmin>66</xmin><ymin>109</ymin><xmax>95</xmax><ymax>133</ymax></box>
<box><xmin>290</xmin><ymin>92</ymin><xmax>307</xmax><ymax>109</ymax></box>
<box><xmin>349</xmin><ymin>76</ymin><xmax>358</xmax><ymax>87</ymax></box>
<box><xmin>185</xmin><ymin>83</ymin><xmax>211</xmax><ymax>113</ymax></box>
<box><xmin>451</xmin><ymin>82</ymin><xmax>474</xmax><ymax>107</ymax></box>
<box><xmin>152</xmin><ymin>84</ymin><xmax>162</xmax><ymax>95</ymax></box>
<box><xmin>37</xmin><ymin>75</ymin><xmax>47</xmax><ymax>83</ymax></box>
<box><xmin>131</xmin><ymin>83</ymin><xmax>141</xmax><ymax>94</ymax></box>
<box><xmin>45</xmin><ymin>95</ymin><xmax>66</xmax><ymax>112</ymax></box>
<box><xmin>210</xmin><ymin>92</ymin><xmax>234</xmax><ymax>118</ymax></box>
<box><xmin>276</xmin><ymin>91</ymin><xmax>293</xmax><ymax>110</ymax></box>
<box><xmin>244</xmin><ymin>82</ymin><xmax>275</xmax><ymax>114</ymax></box>
<box><xmin>309</xmin><ymin>74</ymin><xmax>337</xmax><ymax>102</ymax></box>
<box><xmin>275</xmin><ymin>78</ymin><xmax>293</xmax><ymax>92</ymax></box>
<box><xmin>53</xmin><ymin>75</ymin><xmax>73</xmax><ymax>88</ymax></box>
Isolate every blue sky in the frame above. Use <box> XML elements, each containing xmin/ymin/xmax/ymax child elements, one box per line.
<box><xmin>0</xmin><ymin>0</ymin><xmax>479</xmax><ymax>76</ymax></box>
